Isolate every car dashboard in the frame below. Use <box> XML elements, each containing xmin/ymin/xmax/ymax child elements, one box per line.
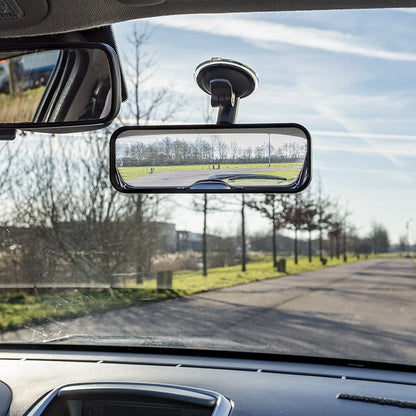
<box><xmin>0</xmin><ymin>347</ymin><xmax>415</xmax><ymax>415</ymax></box>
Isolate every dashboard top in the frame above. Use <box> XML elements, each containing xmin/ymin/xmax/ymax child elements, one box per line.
<box><xmin>0</xmin><ymin>347</ymin><xmax>415</xmax><ymax>415</ymax></box>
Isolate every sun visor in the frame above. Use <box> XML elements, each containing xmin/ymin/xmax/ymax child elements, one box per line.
<box><xmin>0</xmin><ymin>0</ymin><xmax>48</xmax><ymax>30</ymax></box>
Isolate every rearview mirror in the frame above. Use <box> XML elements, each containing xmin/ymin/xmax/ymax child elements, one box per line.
<box><xmin>0</xmin><ymin>43</ymin><xmax>121</xmax><ymax>133</ymax></box>
<box><xmin>110</xmin><ymin>124</ymin><xmax>311</xmax><ymax>193</ymax></box>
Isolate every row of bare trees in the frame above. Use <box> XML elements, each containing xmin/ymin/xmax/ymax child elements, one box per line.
<box><xmin>247</xmin><ymin>191</ymin><xmax>349</xmax><ymax>266</ymax></box>
<box><xmin>196</xmin><ymin>189</ymin><xmax>391</xmax><ymax>276</ymax></box>
<box><xmin>247</xmin><ymin>191</ymin><xmax>389</xmax><ymax>267</ymax></box>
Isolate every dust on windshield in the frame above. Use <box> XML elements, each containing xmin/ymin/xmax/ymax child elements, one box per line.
<box><xmin>0</xmin><ymin>9</ymin><xmax>415</xmax><ymax>366</ymax></box>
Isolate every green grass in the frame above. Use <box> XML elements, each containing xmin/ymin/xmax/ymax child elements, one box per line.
<box><xmin>0</xmin><ymin>254</ymin><xmax>390</xmax><ymax>332</ymax></box>
<box><xmin>118</xmin><ymin>162</ymin><xmax>302</xmax><ymax>181</ymax></box>
<box><xmin>0</xmin><ymin>289</ymin><xmax>176</xmax><ymax>331</ymax></box>
<box><xmin>142</xmin><ymin>255</ymin><xmax>367</xmax><ymax>293</ymax></box>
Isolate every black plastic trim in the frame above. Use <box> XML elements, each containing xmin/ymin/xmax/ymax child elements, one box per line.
<box><xmin>0</xmin><ymin>343</ymin><xmax>415</xmax><ymax>376</ymax></box>
<box><xmin>25</xmin><ymin>382</ymin><xmax>233</xmax><ymax>416</ymax></box>
<box><xmin>0</xmin><ymin>380</ymin><xmax>12</xmax><ymax>416</ymax></box>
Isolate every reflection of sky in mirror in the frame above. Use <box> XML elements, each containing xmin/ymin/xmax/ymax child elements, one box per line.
<box><xmin>114</xmin><ymin>9</ymin><xmax>416</xmax><ymax>242</ymax></box>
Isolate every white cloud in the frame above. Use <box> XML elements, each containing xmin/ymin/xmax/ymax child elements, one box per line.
<box><xmin>312</xmin><ymin>130</ymin><xmax>416</xmax><ymax>141</ymax></box>
<box><xmin>153</xmin><ymin>15</ymin><xmax>416</xmax><ymax>61</ymax></box>
<box><xmin>318</xmin><ymin>164</ymin><xmax>415</xmax><ymax>184</ymax></box>
<box><xmin>315</xmin><ymin>141</ymin><xmax>416</xmax><ymax>158</ymax></box>
<box><xmin>397</xmin><ymin>7</ymin><xmax>416</xmax><ymax>14</ymax></box>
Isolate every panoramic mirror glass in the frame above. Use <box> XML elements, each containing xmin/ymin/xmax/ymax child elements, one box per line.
<box><xmin>112</xmin><ymin>125</ymin><xmax>310</xmax><ymax>192</ymax></box>
<box><xmin>0</xmin><ymin>47</ymin><xmax>115</xmax><ymax>125</ymax></box>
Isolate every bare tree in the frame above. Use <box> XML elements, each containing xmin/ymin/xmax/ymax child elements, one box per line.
<box><xmin>193</xmin><ymin>195</ymin><xmax>210</xmax><ymax>276</ymax></box>
<box><xmin>10</xmin><ymin>134</ymin><xmax>150</xmax><ymax>283</ymax></box>
<box><xmin>283</xmin><ymin>194</ymin><xmax>308</xmax><ymax>265</ymax></box>
<box><xmin>241</xmin><ymin>195</ymin><xmax>247</xmax><ymax>272</ymax></box>
<box><xmin>0</xmin><ymin>142</ymin><xmax>13</xmax><ymax>199</ymax></box>
<box><xmin>369</xmin><ymin>222</ymin><xmax>390</xmax><ymax>254</ymax></box>
<box><xmin>328</xmin><ymin>216</ymin><xmax>342</xmax><ymax>260</ymax></box>
<box><xmin>213</xmin><ymin>195</ymin><xmax>248</xmax><ymax>272</ymax></box>
<box><xmin>300</xmin><ymin>191</ymin><xmax>318</xmax><ymax>262</ymax></box>
<box><xmin>120</xmin><ymin>23</ymin><xmax>185</xmax><ymax>281</ymax></box>
<box><xmin>121</xmin><ymin>23</ymin><xmax>184</xmax><ymax>125</ymax></box>
<box><xmin>247</xmin><ymin>194</ymin><xmax>288</xmax><ymax>267</ymax></box>
<box><xmin>7</xmin><ymin>25</ymin><xmax>184</xmax><ymax>285</ymax></box>
<box><xmin>315</xmin><ymin>184</ymin><xmax>333</xmax><ymax>263</ymax></box>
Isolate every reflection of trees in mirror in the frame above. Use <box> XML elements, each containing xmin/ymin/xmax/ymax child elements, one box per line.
<box><xmin>117</xmin><ymin>136</ymin><xmax>306</xmax><ymax>167</ymax></box>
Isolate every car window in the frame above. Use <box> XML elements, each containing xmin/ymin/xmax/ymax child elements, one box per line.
<box><xmin>0</xmin><ymin>8</ymin><xmax>415</xmax><ymax>366</ymax></box>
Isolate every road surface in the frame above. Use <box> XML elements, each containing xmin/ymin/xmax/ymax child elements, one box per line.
<box><xmin>3</xmin><ymin>258</ymin><xmax>416</xmax><ymax>364</ymax></box>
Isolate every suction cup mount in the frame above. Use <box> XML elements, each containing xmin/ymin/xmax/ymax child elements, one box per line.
<box><xmin>195</xmin><ymin>58</ymin><xmax>258</xmax><ymax>124</ymax></box>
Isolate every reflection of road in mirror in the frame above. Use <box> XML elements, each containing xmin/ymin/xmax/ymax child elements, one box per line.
<box><xmin>124</xmin><ymin>166</ymin><xmax>296</xmax><ymax>188</ymax></box>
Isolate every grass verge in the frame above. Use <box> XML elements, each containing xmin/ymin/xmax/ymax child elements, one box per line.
<box><xmin>0</xmin><ymin>254</ymin><xmax>389</xmax><ymax>332</ymax></box>
<box><xmin>0</xmin><ymin>289</ymin><xmax>176</xmax><ymax>332</ymax></box>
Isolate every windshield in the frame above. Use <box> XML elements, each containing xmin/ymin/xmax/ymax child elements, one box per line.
<box><xmin>1</xmin><ymin>8</ymin><xmax>415</xmax><ymax>366</ymax></box>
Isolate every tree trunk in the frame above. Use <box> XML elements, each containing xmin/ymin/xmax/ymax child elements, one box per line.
<box><xmin>135</xmin><ymin>196</ymin><xmax>144</xmax><ymax>284</ymax></box>
<box><xmin>241</xmin><ymin>195</ymin><xmax>246</xmax><ymax>272</ymax></box>
<box><xmin>202</xmin><ymin>194</ymin><xmax>208</xmax><ymax>277</ymax></box>
<box><xmin>343</xmin><ymin>230</ymin><xmax>347</xmax><ymax>262</ymax></box>
<box><xmin>294</xmin><ymin>228</ymin><xmax>298</xmax><ymax>265</ymax></box>
<box><xmin>272</xmin><ymin>214</ymin><xmax>277</xmax><ymax>268</ymax></box>
<box><xmin>330</xmin><ymin>236</ymin><xmax>333</xmax><ymax>260</ymax></box>
<box><xmin>308</xmin><ymin>230</ymin><xmax>312</xmax><ymax>262</ymax></box>
<box><xmin>336</xmin><ymin>235</ymin><xmax>340</xmax><ymax>259</ymax></box>
<box><xmin>319</xmin><ymin>228</ymin><xmax>323</xmax><ymax>260</ymax></box>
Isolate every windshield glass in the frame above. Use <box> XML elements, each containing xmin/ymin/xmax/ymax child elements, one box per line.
<box><xmin>1</xmin><ymin>8</ymin><xmax>415</xmax><ymax>366</ymax></box>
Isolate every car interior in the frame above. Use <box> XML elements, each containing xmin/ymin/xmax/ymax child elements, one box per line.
<box><xmin>0</xmin><ymin>0</ymin><xmax>415</xmax><ymax>415</ymax></box>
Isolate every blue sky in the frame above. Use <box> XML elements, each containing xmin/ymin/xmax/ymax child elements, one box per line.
<box><xmin>114</xmin><ymin>9</ymin><xmax>416</xmax><ymax>243</ymax></box>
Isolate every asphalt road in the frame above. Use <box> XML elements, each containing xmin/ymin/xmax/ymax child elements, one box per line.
<box><xmin>3</xmin><ymin>258</ymin><xmax>416</xmax><ymax>364</ymax></box>
<box><xmin>127</xmin><ymin>167</ymin><xmax>287</xmax><ymax>187</ymax></box>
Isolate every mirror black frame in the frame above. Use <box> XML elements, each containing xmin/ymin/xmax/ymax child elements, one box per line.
<box><xmin>0</xmin><ymin>42</ymin><xmax>122</xmax><ymax>134</ymax></box>
<box><xmin>109</xmin><ymin>123</ymin><xmax>311</xmax><ymax>194</ymax></box>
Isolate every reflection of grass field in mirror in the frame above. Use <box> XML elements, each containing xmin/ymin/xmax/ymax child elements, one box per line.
<box><xmin>0</xmin><ymin>87</ymin><xmax>45</xmax><ymax>123</ymax></box>
<box><xmin>230</xmin><ymin>169</ymin><xmax>300</xmax><ymax>185</ymax></box>
<box><xmin>118</xmin><ymin>162</ymin><xmax>303</xmax><ymax>181</ymax></box>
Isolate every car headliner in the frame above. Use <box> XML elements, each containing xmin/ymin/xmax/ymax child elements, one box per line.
<box><xmin>1</xmin><ymin>0</ymin><xmax>416</xmax><ymax>38</ymax></box>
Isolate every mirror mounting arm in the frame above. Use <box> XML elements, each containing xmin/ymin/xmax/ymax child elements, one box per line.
<box><xmin>195</xmin><ymin>58</ymin><xmax>258</xmax><ymax>126</ymax></box>
<box><xmin>210</xmin><ymin>79</ymin><xmax>239</xmax><ymax>124</ymax></box>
